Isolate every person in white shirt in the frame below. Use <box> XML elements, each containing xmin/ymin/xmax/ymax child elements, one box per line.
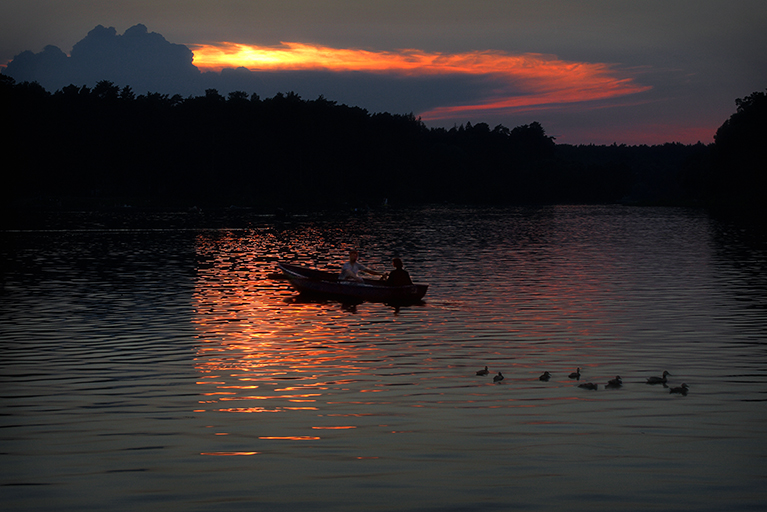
<box><xmin>338</xmin><ymin>249</ymin><xmax>383</xmax><ymax>282</ymax></box>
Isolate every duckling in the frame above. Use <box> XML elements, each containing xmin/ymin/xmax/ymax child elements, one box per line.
<box><xmin>539</xmin><ymin>371</ymin><xmax>551</xmax><ymax>381</ymax></box>
<box><xmin>669</xmin><ymin>383</ymin><xmax>689</xmax><ymax>395</ymax></box>
<box><xmin>646</xmin><ymin>371</ymin><xmax>670</xmax><ymax>385</ymax></box>
<box><xmin>605</xmin><ymin>376</ymin><xmax>623</xmax><ymax>389</ymax></box>
<box><xmin>578</xmin><ymin>382</ymin><xmax>598</xmax><ymax>390</ymax></box>
<box><xmin>476</xmin><ymin>366</ymin><xmax>489</xmax><ymax>376</ymax></box>
<box><xmin>493</xmin><ymin>372</ymin><xmax>504</xmax><ymax>382</ymax></box>
<box><xmin>569</xmin><ymin>368</ymin><xmax>581</xmax><ymax>380</ymax></box>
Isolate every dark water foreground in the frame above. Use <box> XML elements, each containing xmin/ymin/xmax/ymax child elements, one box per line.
<box><xmin>1</xmin><ymin>205</ymin><xmax>766</xmax><ymax>511</ymax></box>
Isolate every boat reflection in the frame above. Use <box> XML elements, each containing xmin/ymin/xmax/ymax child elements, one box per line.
<box><xmin>285</xmin><ymin>292</ymin><xmax>426</xmax><ymax>314</ymax></box>
<box><xmin>285</xmin><ymin>292</ymin><xmax>363</xmax><ymax>312</ymax></box>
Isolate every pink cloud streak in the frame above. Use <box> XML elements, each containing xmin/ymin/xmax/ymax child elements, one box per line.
<box><xmin>190</xmin><ymin>42</ymin><xmax>652</xmax><ymax>119</ymax></box>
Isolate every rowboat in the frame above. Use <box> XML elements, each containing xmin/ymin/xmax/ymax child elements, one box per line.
<box><xmin>277</xmin><ymin>263</ymin><xmax>428</xmax><ymax>304</ymax></box>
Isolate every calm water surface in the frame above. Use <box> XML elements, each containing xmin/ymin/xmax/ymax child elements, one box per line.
<box><xmin>1</xmin><ymin>205</ymin><xmax>766</xmax><ymax>511</ymax></box>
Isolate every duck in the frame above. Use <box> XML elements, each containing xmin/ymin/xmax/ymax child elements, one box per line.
<box><xmin>476</xmin><ymin>366</ymin><xmax>489</xmax><ymax>376</ymax></box>
<box><xmin>578</xmin><ymin>382</ymin><xmax>598</xmax><ymax>390</ymax></box>
<box><xmin>568</xmin><ymin>368</ymin><xmax>581</xmax><ymax>380</ymax></box>
<box><xmin>605</xmin><ymin>376</ymin><xmax>623</xmax><ymax>389</ymax></box>
<box><xmin>646</xmin><ymin>371</ymin><xmax>670</xmax><ymax>385</ymax></box>
<box><xmin>493</xmin><ymin>372</ymin><xmax>504</xmax><ymax>382</ymax></box>
<box><xmin>669</xmin><ymin>383</ymin><xmax>689</xmax><ymax>395</ymax></box>
<box><xmin>539</xmin><ymin>371</ymin><xmax>551</xmax><ymax>381</ymax></box>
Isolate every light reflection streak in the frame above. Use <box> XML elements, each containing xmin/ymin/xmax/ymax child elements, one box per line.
<box><xmin>189</xmin><ymin>41</ymin><xmax>650</xmax><ymax>119</ymax></box>
<box><xmin>259</xmin><ymin>436</ymin><xmax>321</xmax><ymax>441</ymax></box>
<box><xmin>216</xmin><ymin>394</ymin><xmax>321</xmax><ymax>401</ymax></box>
<box><xmin>201</xmin><ymin>452</ymin><xmax>260</xmax><ymax>456</ymax></box>
<box><xmin>218</xmin><ymin>407</ymin><xmax>282</xmax><ymax>413</ymax></box>
<box><xmin>192</xmin><ymin>230</ymin><xmax>389</xmax><ymax>424</ymax></box>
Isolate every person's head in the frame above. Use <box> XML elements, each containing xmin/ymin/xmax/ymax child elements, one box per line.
<box><xmin>349</xmin><ymin>249</ymin><xmax>359</xmax><ymax>262</ymax></box>
<box><xmin>392</xmin><ymin>257</ymin><xmax>403</xmax><ymax>269</ymax></box>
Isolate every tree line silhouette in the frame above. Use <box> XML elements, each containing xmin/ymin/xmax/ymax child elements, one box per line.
<box><xmin>2</xmin><ymin>75</ymin><xmax>763</xmax><ymax>212</ymax></box>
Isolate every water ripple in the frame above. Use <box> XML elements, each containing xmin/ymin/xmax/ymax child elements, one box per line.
<box><xmin>2</xmin><ymin>206</ymin><xmax>767</xmax><ymax>511</ymax></box>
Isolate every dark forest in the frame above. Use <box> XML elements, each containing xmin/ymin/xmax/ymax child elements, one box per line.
<box><xmin>2</xmin><ymin>75</ymin><xmax>764</xmax><ymax>213</ymax></box>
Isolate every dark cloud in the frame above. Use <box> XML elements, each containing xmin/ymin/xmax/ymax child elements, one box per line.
<box><xmin>4</xmin><ymin>24</ymin><xmax>200</xmax><ymax>95</ymax></box>
<box><xmin>205</xmin><ymin>67</ymin><xmax>486</xmax><ymax>114</ymax></box>
<box><xmin>4</xmin><ymin>44</ymin><xmax>70</xmax><ymax>89</ymax></box>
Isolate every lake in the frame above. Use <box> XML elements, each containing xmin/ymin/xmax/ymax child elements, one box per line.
<box><xmin>1</xmin><ymin>205</ymin><xmax>766</xmax><ymax>511</ymax></box>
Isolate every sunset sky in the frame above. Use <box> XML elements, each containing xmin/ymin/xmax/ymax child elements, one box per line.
<box><xmin>2</xmin><ymin>0</ymin><xmax>766</xmax><ymax>145</ymax></box>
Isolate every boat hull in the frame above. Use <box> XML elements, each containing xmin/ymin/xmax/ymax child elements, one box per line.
<box><xmin>278</xmin><ymin>263</ymin><xmax>428</xmax><ymax>303</ymax></box>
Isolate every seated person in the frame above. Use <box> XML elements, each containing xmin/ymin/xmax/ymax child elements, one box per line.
<box><xmin>386</xmin><ymin>257</ymin><xmax>413</xmax><ymax>286</ymax></box>
<box><xmin>339</xmin><ymin>249</ymin><xmax>383</xmax><ymax>282</ymax></box>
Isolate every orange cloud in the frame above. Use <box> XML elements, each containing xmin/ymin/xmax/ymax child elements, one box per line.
<box><xmin>189</xmin><ymin>41</ymin><xmax>651</xmax><ymax>119</ymax></box>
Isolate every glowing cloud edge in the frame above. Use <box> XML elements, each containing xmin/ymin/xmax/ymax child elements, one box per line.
<box><xmin>189</xmin><ymin>41</ymin><xmax>651</xmax><ymax>119</ymax></box>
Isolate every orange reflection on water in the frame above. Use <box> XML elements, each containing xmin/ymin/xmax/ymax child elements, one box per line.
<box><xmin>201</xmin><ymin>451</ymin><xmax>260</xmax><ymax>456</ymax></box>
<box><xmin>218</xmin><ymin>407</ymin><xmax>282</xmax><ymax>413</ymax></box>
<box><xmin>192</xmin><ymin>231</ymin><xmax>379</xmax><ymax>419</ymax></box>
<box><xmin>259</xmin><ymin>436</ymin><xmax>321</xmax><ymax>441</ymax></box>
<box><xmin>216</xmin><ymin>394</ymin><xmax>321</xmax><ymax>401</ymax></box>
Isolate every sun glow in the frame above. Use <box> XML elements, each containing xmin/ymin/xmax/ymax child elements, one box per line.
<box><xmin>189</xmin><ymin>41</ymin><xmax>651</xmax><ymax>118</ymax></box>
